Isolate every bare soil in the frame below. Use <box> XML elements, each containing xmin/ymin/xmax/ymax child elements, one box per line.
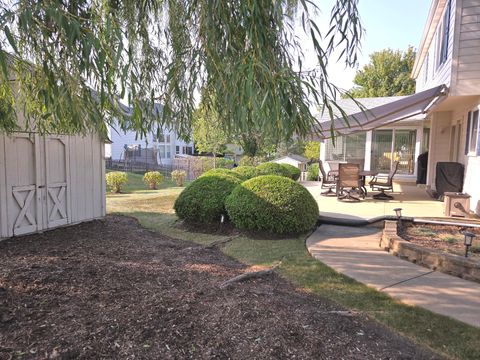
<box><xmin>401</xmin><ymin>223</ymin><xmax>480</xmax><ymax>259</ymax></box>
<box><xmin>0</xmin><ymin>215</ymin><xmax>440</xmax><ymax>359</ymax></box>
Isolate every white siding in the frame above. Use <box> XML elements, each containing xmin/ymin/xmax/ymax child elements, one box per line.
<box><xmin>0</xmin><ymin>135</ymin><xmax>6</xmax><ymax>238</ymax></box>
<box><xmin>416</xmin><ymin>0</ymin><xmax>456</xmax><ymax>92</ymax></box>
<box><xmin>426</xmin><ymin>112</ymin><xmax>453</xmax><ymax>187</ymax></box>
<box><xmin>451</xmin><ymin>0</ymin><xmax>480</xmax><ymax>95</ymax></box>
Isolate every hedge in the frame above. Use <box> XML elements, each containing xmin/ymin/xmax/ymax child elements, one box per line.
<box><xmin>280</xmin><ymin>164</ymin><xmax>301</xmax><ymax>181</ymax></box>
<box><xmin>225</xmin><ymin>175</ymin><xmax>319</xmax><ymax>234</ymax></box>
<box><xmin>256</xmin><ymin>162</ymin><xmax>290</xmax><ymax>178</ymax></box>
<box><xmin>199</xmin><ymin>168</ymin><xmax>246</xmax><ymax>181</ymax></box>
<box><xmin>231</xmin><ymin>165</ymin><xmax>260</xmax><ymax>180</ymax></box>
<box><xmin>174</xmin><ymin>174</ymin><xmax>242</xmax><ymax>223</ymax></box>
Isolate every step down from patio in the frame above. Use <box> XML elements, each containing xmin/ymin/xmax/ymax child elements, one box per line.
<box><xmin>306</xmin><ymin>225</ymin><xmax>480</xmax><ymax>328</ymax></box>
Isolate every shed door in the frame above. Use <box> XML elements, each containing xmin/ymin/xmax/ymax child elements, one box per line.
<box><xmin>5</xmin><ymin>134</ymin><xmax>42</xmax><ymax>236</ymax></box>
<box><xmin>45</xmin><ymin>136</ymin><xmax>69</xmax><ymax>228</ymax></box>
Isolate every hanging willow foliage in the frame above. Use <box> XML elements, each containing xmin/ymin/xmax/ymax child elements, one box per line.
<box><xmin>0</xmin><ymin>0</ymin><xmax>362</xmax><ymax>140</ymax></box>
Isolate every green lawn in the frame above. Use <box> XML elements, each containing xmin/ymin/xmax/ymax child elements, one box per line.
<box><xmin>107</xmin><ymin>178</ymin><xmax>480</xmax><ymax>360</ymax></box>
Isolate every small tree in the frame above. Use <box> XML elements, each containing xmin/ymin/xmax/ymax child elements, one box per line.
<box><xmin>143</xmin><ymin>171</ymin><xmax>164</xmax><ymax>190</ymax></box>
<box><xmin>106</xmin><ymin>172</ymin><xmax>128</xmax><ymax>193</ymax></box>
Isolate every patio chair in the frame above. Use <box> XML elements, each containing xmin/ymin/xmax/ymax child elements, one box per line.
<box><xmin>319</xmin><ymin>160</ymin><xmax>337</xmax><ymax>196</ymax></box>
<box><xmin>370</xmin><ymin>161</ymin><xmax>399</xmax><ymax>200</ymax></box>
<box><xmin>337</xmin><ymin>163</ymin><xmax>363</xmax><ymax>201</ymax></box>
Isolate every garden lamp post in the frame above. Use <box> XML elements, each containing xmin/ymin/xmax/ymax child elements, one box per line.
<box><xmin>463</xmin><ymin>232</ymin><xmax>476</xmax><ymax>258</ymax></box>
<box><xmin>393</xmin><ymin>208</ymin><xmax>403</xmax><ymax>228</ymax></box>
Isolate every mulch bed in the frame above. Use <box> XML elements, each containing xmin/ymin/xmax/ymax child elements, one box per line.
<box><xmin>401</xmin><ymin>223</ymin><xmax>480</xmax><ymax>259</ymax></box>
<box><xmin>0</xmin><ymin>215</ymin><xmax>440</xmax><ymax>359</ymax></box>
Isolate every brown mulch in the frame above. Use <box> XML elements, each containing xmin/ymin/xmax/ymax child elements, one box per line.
<box><xmin>0</xmin><ymin>215</ymin><xmax>440</xmax><ymax>359</ymax></box>
<box><xmin>401</xmin><ymin>223</ymin><xmax>480</xmax><ymax>259</ymax></box>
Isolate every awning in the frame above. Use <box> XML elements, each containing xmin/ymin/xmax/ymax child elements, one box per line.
<box><xmin>313</xmin><ymin>85</ymin><xmax>448</xmax><ymax>139</ymax></box>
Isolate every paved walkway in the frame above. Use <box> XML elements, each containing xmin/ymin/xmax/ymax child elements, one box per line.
<box><xmin>306</xmin><ymin>225</ymin><xmax>480</xmax><ymax>328</ymax></box>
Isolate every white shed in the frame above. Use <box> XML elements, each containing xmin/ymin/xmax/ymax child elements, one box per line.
<box><xmin>0</xmin><ymin>131</ymin><xmax>106</xmax><ymax>239</ymax></box>
<box><xmin>272</xmin><ymin>154</ymin><xmax>309</xmax><ymax>172</ymax></box>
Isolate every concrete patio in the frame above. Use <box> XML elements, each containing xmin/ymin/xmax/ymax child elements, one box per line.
<box><xmin>302</xmin><ymin>180</ymin><xmax>445</xmax><ymax>220</ymax></box>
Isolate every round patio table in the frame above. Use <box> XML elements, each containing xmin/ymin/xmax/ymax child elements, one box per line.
<box><xmin>359</xmin><ymin>170</ymin><xmax>378</xmax><ymax>196</ymax></box>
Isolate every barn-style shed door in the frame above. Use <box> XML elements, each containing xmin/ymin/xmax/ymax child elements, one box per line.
<box><xmin>44</xmin><ymin>136</ymin><xmax>69</xmax><ymax>229</ymax></box>
<box><xmin>4</xmin><ymin>134</ymin><xmax>70</xmax><ymax>236</ymax></box>
<box><xmin>5</xmin><ymin>134</ymin><xmax>42</xmax><ymax>236</ymax></box>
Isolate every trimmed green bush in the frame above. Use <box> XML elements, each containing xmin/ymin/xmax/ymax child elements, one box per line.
<box><xmin>256</xmin><ymin>162</ymin><xmax>290</xmax><ymax>177</ymax></box>
<box><xmin>225</xmin><ymin>175</ymin><xmax>319</xmax><ymax>234</ymax></box>
<box><xmin>143</xmin><ymin>171</ymin><xmax>164</xmax><ymax>189</ymax></box>
<box><xmin>280</xmin><ymin>164</ymin><xmax>301</xmax><ymax>181</ymax></box>
<box><xmin>307</xmin><ymin>163</ymin><xmax>319</xmax><ymax>181</ymax></box>
<box><xmin>232</xmin><ymin>165</ymin><xmax>260</xmax><ymax>180</ymax></box>
<box><xmin>174</xmin><ymin>174</ymin><xmax>242</xmax><ymax>223</ymax></box>
<box><xmin>199</xmin><ymin>168</ymin><xmax>246</xmax><ymax>181</ymax></box>
<box><xmin>106</xmin><ymin>171</ymin><xmax>128</xmax><ymax>193</ymax></box>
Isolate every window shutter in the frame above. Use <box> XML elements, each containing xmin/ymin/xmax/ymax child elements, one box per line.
<box><xmin>465</xmin><ymin>113</ymin><xmax>471</xmax><ymax>155</ymax></box>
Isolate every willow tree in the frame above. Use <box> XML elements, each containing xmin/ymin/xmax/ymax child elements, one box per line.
<box><xmin>0</xmin><ymin>0</ymin><xmax>362</xmax><ymax>141</ymax></box>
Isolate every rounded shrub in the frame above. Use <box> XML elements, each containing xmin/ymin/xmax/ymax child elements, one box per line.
<box><xmin>106</xmin><ymin>171</ymin><xmax>128</xmax><ymax>193</ymax></box>
<box><xmin>256</xmin><ymin>162</ymin><xmax>291</xmax><ymax>177</ymax></box>
<box><xmin>174</xmin><ymin>174</ymin><xmax>242</xmax><ymax>224</ymax></box>
<box><xmin>280</xmin><ymin>164</ymin><xmax>301</xmax><ymax>181</ymax></box>
<box><xmin>171</xmin><ymin>170</ymin><xmax>187</xmax><ymax>186</ymax></box>
<box><xmin>225</xmin><ymin>175</ymin><xmax>319</xmax><ymax>234</ymax></box>
<box><xmin>232</xmin><ymin>165</ymin><xmax>260</xmax><ymax>180</ymax></box>
<box><xmin>200</xmin><ymin>168</ymin><xmax>246</xmax><ymax>181</ymax></box>
<box><xmin>143</xmin><ymin>171</ymin><xmax>164</xmax><ymax>189</ymax></box>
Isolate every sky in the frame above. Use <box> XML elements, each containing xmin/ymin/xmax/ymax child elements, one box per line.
<box><xmin>313</xmin><ymin>0</ymin><xmax>432</xmax><ymax>90</ymax></box>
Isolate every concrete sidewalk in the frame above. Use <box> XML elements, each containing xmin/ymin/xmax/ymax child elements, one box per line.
<box><xmin>306</xmin><ymin>225</ymin><xmax>480</xmax><ymax>328</ymax></box>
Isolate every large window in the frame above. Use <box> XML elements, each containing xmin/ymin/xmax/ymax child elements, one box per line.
<box><xmin>466</xmin><ymin>110</ymin><xmax>479</xmax><ymax>155</ymax></box>
<box><xmin>324</xmin><ymin>133</ymin><xmax>366</xmax><ymax>168</ymax></box>
<box><xmin>371</xmin><ymin>129</ymin><xmax>416</xmax><ymax>175</ymax></box>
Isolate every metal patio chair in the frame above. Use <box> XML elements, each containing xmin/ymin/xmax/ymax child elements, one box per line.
<box><xmin>370</xmin><ymin>161</ymin><xmax>399</xmax><ymax>200</ymax></box>
<box><xmin>319</xmin><ymin>160</ymin><xmax>337</xmax><ymax>196</ymax></box>
<box><xmin>337</xmin><ymin>163</ymin><xmax>363</xmax><ymax>201</ymax></box>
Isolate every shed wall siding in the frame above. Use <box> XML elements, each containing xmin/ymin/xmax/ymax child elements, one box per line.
<box><xmin>0</xmin><ymin>132</ymin><xmax>105</xmax><ymax>240</ymax></box>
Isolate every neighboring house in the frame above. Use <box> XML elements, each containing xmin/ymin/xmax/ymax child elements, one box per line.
<box><xmin>224</xmin><ymin>143</ymin><xmax>244</xmax><ymax>162</ymax></box>
<box><xmin>272</xmin><ymin>154</ymin><xmax>309</xmax><ymax>172</ymax></box>
<box><xmin>316</xmin><ymin>0</ymin><xmax>480</xmax><ymax>214</ymax></box>
<box><xmin>106</xmin><ymin>105</ymin><xmax>194</xmax><ymax>166</ymax></box>
<box><xmin>0</xmin><ymin>111</ymin><xmax>106</xmax><ymax>239</ymax></box>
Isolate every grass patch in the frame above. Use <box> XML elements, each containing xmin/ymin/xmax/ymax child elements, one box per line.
<box><xmin>107</xmin><ymin>185</ymin><xmax>480</xmax><ymax>360</ymax></box>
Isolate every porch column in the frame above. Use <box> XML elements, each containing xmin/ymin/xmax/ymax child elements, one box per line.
<box><xmin>364</xmin><ymin>131</ymin><xmax>372</xmax><ymax>171</ymax></box>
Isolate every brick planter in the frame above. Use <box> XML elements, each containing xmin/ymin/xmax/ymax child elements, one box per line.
<box><xmin>381</xmin><ymin>220</ymin><xmax>480</xmax><ymax>283</ymax></box>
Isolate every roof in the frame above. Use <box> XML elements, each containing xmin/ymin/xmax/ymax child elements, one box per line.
<box><xmin>312</xmin><ymin>85</ymin><xmax>448</xmax><ymax>139</ymax></box>
<box><xmin>274</xmin><ymin>154</ymin><xmax>309</xmax><ymax>163</ymax></box>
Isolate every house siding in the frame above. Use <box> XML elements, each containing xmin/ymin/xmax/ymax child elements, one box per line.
<box><xmin>416</xmin><ymin>0</ymin><xmax>456</xmax><ymax>93</ymax></box>
<box><xmin>451</xmin><ymin>0</ymin><xmax>480</xmax><ymax>95</ymax></box>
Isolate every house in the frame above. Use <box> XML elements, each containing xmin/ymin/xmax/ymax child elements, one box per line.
<box><xmin>0</xmin><ymin>116</ymin><xmax>106</xmax><ymax>239</ymax></box>
<box><xmin>272</xmin><ymin>154</ymin><xmax>309</xmax><ymax>172</ymax></box>
<box><xmin>106</xmin><ymin>105</ymin><xmax>194</xmax><ymax>166</ymax></box>
<box><xmin>316</xmin><ymin>0</ymin><xmax>480</xmax><ymax>215</ymax></box>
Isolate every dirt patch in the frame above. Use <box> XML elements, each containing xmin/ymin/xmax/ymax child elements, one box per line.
<box><xmin>401</xmin><ymin>223</ymin><xmax>480</xmax><ymax>259</ymax></box>
<box><xmin>0</xmin><ymin>215</ymin><xmax>439</xmax><ymax>359</ymax></box>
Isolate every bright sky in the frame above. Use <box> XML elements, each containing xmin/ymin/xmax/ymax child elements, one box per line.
<box><xmin>315</xmin><ymin>0</ymin><xmax>432</xmax><ymax>90</ymax></box>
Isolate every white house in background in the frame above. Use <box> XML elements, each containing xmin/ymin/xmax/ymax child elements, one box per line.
<box><xmin>272</xmin><ymin>154</ymin><xmax>309</xmax><ymax>172</ymax></box>
<box><xmin>316</xmin><ymin>0</ymin><xmax>480</xmax><ymax>215</ymax></box>
<box><xmin>0</xmin><ymin>105</ymin><xmax>106</xmax><ymax>239</ymax></box>
<box><xmin>106</xmin><ymin>104</ymin><xmax>194</xmax><ymax>166</ymax></box>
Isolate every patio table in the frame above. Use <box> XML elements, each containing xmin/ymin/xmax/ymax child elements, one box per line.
<box><xmin>359</xmin><ymin>170</ymin><xmax>378</xmax><ymax>196</ymax></box>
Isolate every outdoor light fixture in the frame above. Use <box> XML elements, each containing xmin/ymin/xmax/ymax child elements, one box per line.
<box><xmin>393</xmin><ymin>208</ymin><xmax>403</xmax><ymax>228</ymax></box>
<box><xmin>463</xmin><ymin>232</ymin><xmax>476</xmax><ymax>258</ymax></box>
<box><xmin>220</xmin><ymin>214</ymin><xmax>225</xmax><ymax>224</ymax></box>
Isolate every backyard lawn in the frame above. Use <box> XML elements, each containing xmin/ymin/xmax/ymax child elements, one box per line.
<box><xmin>106</xmin><ymin>173</ymin><xmax>480</xmax><ymax>360</ymax></box>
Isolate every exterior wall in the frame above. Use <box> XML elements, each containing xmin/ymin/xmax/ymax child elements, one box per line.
<box><xmin>107</xmin><ymin>122</ymin><xmax>193</xmax><ymax>165</ymax></box>
<box><xmin>416</xmin><ymin>0</ymin><xmax>456</xmax><ymax>92</ymax></box>
<box><xmin>450</xmin><ymin>0</ymin><xmax>480</xmax><ymax>95</ymax></box>
<box><xmin>426</xmin><ymin>112</ymin><xmax>453</xmax><ymax>187</ymax></box>
<box><xmin>0</xmin><ymin>132</ymin><xmax>105</xmax><ymax>240</ymax></box>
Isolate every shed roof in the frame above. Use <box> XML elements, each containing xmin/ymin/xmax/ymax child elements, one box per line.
<box><xmin>274</xmin><ymin>154</ymin><xmax>309</xmax><ymax>163</ymax></box>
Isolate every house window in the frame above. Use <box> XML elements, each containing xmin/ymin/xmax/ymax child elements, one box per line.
<box><xmin>157</xmin><ymin>134</ymin><xmax>171</xmax><ymax>143</ymax></box>
<box><xmin>438</xmin><ymin>0</ymin><xmax>451</xmax><ymax>67</ymax></box>
<box><xmin>176</xmin><ymin>145</ymin><xmax>180</xmax><ymax>155</ymax></box>
<box><xmin>466</xmin><ymin>110</ymin><xmax>479</xmax><ymax>154</ymax></box>
<box><xmin>183</xmin><ymin>146</ymin><xmax>193</xmax><ymax>155</ymax></box>
<box><xmin>325</xmin><ymin>133</ymin><xmax>366</xmax><ymax>168</ymax></box>
<box><xmin>423</xmin><ymin>52</ymin><xmax>429</xmax><ymax>84</ymax></box>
